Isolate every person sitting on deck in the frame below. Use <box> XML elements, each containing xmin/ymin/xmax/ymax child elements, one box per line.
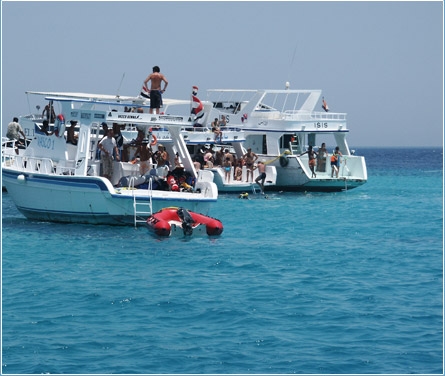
<box><xmin>211</xmin><ymin>118</ymin><xmax>223</xmax><ymax>143</ymax></box>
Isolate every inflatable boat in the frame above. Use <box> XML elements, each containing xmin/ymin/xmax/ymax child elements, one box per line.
<box><xmin>146</xmin><ymin>207</ymin><xmax>223</xmax><ymax>237</ymax></box>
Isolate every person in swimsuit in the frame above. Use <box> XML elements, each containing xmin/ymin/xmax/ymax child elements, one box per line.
<box><xmin>156</xmin><ymin>144</ymin><xmax>170</xmax><ymax>168</ymax></box>
<box><xmin>211</xmin><ymin>118</ymin><xmax>223</xmax><ymax>143</ymax></box>
<box><xmin>66</xmin><ymin>121</ymin><xmax>78</xmax><ymax>145</ymax></box>
<box><xmin>242</xmin><ymin>148</ymin><xmax>258</xmax><ymax>182</ymax></box>
<box><xmin>42</xmin><ymin>103</ymin><xmax>56</xmax><ymax>123</ymax></box>
<box><xmin>299</xmin><ymin>145</ymin><xmax>318</xmax><ymax>178</ymax></box>
<box><xmin>134</xmin><ymin>135</ymin><xmax>153</xmax><ymax>175</ymax></box>
<box><xmin>316</xmin><ymin>142</ymin><xmax>328</xmax><ymax>172</ymax></box>
<box><xmin>234</xmin><ymin>158</ymin><xmax>243</xmax><ymax>181</ymax></box>
<box><xmin>223</xmin><ymin>157</ymin><xmax>232</xmax><ymax>183</ymax></box>
<box><xmin>254</xmin><ymin>160</ymin><xmax>267</xmax><ymax>194</ymax></box>
<box><xmin>143</xmin><ymin>66</ymin><xmax>168</xmax><ymax>114</ymax></box>
<box><xmin>224</xmin><ymin>149</ymin><xmax>234</xmax><ymax>166</ymax></box>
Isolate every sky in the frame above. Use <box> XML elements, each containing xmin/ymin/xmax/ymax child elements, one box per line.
<box><xmin>1</xmin><ymin>1</ymin><xmax>443</xmax><ymax>147</ymax></box>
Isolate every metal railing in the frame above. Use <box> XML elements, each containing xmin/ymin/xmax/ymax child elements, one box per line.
<box><xmin>283</xmin><ymin>111</ymin><xmax>347</xmax><ymax>121</ymax></box>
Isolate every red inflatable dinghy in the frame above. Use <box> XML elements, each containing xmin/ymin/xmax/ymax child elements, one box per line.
<box><xmin>146</xmin><ymin>207</ymin><xmax>223</xmax><ymax>237</ymax></box>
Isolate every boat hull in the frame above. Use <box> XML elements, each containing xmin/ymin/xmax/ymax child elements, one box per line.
<box><xmin>208</xmin><ymin>165</ymin><xmax>277</xmax><ymax>193</ymax></box>
<box><xmin>2</xmin><ymin>169</ymin><xmax>216</xmax><ymax>226</ymax></box>
<box><xmin>264</xmin><ymin>155</ymin><xmax>367</xmax><ymax>192</ymax></box>
<box><xmin>205</xmin><ymin>88</ymin><xmax>368</xmax><ymax>192</ymax></box>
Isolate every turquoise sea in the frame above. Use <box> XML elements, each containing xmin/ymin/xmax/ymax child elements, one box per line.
<box><xmin>1</xmin><ymin>147</ymin><xmax>443</xmax><ymax>374</ymax></box>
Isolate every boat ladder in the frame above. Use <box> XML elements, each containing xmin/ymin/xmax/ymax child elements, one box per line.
<box><xmin>132</xmin><ymin>178</ymin><xmax>153</xmax><ymax>227</ymax></box>
<box><xmin>289</xmin><ymin>140</ymin><xmax>299</xmax><ymax>155</ymax></box>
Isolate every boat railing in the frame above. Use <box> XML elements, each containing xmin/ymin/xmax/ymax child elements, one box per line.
<box><xmin>10</xmin><ymin>155</ymin><xmax>56</xmax><ymax>174</ymax></box>
<box><xmin>282</xmin><ymin>111</ymin><xmax>347</xmax><ymax>121</ymax></box>
<box><xmin>181</xmin><ymin>126</ymin><xmax>242</xmax><ymax>133</ymax></box>
<box><xmin>182</xmin><ymin>126</ymin><xmax>211</xmax><ymax>132</ymax></box>
<box><xmin>297</xmin><ymin>154</ymin><xmax>364</xmax><ymax>180</ymax></box>
<box><xmin>2</xmin><ymin>138</ymin><xmax>16</xmax><ymax>159</ymax></box>
<box><xmin>22</xmin><ymin>114</ymin><xmax>45</xmax><ymax>122</ymax></box>
<box><xmin>10</xmin><ymin>155</ymin><xmax>84</xmax><ymax>176</ymax></box>
<box><xmin>2</xmin><ymin>136</ymin><xmax>29</xmax><ymax>158</ymax></box>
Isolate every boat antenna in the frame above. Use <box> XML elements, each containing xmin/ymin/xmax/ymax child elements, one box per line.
<box><xmin>116</xmin><ymin>73</ymin><xmax>125</xmax><ymax>99</ymax></box>
<box><xmin>286</xmin><ymin>43</ymin><xmax>298</xmax><ymax>87</ymax></box>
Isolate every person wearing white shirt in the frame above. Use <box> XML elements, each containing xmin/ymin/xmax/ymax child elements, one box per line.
<box><xmin>99</xmin><ymin>129</ymin><xmax>120</xmax><ymax>182</ymax></box>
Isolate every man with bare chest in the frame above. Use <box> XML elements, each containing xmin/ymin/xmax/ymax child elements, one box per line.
<box><xmin>143</xmin><ymin>66</ymin><xmax>169</xmax><ymax>114</ymax></box>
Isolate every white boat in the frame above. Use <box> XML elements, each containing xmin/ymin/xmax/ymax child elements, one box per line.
<box><xmin>1</xmin><ymin>91</ymin><xmax>218</xmax><ymax>226</ymax></box>
<box><xmin>13</xmin><ymin>92</ymin><xmax>272</xmax><ymax>194</ymax></box>
<box><xmin>204</xmin><ymin>87</ymin><xmax>368</xmax><ymax>191</ymax></box>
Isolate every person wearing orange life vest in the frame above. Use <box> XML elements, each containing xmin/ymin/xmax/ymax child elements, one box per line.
<box><xmin>330</xmin><ymin>146</ymin><xmax>342</xmax><ymax>178</ymax></box>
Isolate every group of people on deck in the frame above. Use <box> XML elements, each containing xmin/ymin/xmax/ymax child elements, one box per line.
<box><xmin>9</xmin><ymin>65</ymin><xmax>343</xmax><ymax>193</ymax></box>
<box><xmin>299</xmin><ymin>143</ymin><xmax>343</xmax><ymax>178</ymax></box>
<box><xmin>192</xmin><ymin>145</ymin><xmax>267</xmax><ymax>193</ymax></box>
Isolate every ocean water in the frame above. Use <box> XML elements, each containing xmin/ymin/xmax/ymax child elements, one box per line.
<box><xmin>1</xmin><ymin>147</ymin><xmax>443</xmax><ymax>374</ymax></box>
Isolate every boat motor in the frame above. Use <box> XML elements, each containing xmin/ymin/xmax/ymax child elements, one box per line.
<box><xmin>177</xmin><ymin>207</ymin><xmax>195</xmax><ymax>236</ymax></box>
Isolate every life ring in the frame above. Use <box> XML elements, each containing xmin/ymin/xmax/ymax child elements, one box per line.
<box><xmin>150</xmin><ymin>134</ymin><xmax>158</xmax><ymax>146</ymax></box>
<box><xmin>279</xmin><ymin>155</ymin><xmax>289</xmax><ymax>167</ymax></box>
<box><xmin>54</xmin><ymin>114</ymin><xmax>66</xmax><ymax>137</ymax></box>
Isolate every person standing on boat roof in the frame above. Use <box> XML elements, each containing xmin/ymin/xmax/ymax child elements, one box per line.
<box><xmin>143</xmin><ymin>65</ymin><xmax>168</xmax><ymax>114</ymax></box>
<box><xmin>299</xmin><ymin>145</ymin><xmax>318</xmax><ymax>178</ymax></box>
<box><xmin>7</xmin><ymin>117</ymin><xmax>26</xmax><ymax>155</ymax></box>
<box><xmin>98</xmin><ymin>129</ymin><xmax>120</xmax><ymax>182</ymax></box>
